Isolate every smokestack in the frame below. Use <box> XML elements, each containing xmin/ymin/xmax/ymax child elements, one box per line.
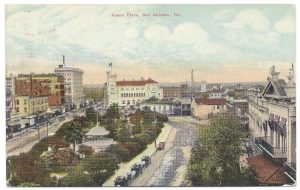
<box><xmin>63</xmin><ymin>55</ymin><xmax>65</xmax><ymax>67</ymax></box>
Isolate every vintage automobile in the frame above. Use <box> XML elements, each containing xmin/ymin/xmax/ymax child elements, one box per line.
<box><xmin>131</xmin><ymin>163</ymin><xmax>143</xmax><ymax>174</ymax></box>
<box><xmin>114</xmin><ymin>176</ymin><xmax>128</xmax><ymax>186</ymax></box>
<box><xmin>141</xmin><ymin>155</ymin><xmax>151</xmax><ymax>165</ymax></box>
<box><xmin>156</xmin><ymin>142</ymin><xmax>165</xmax><ymax>150</ymax></box>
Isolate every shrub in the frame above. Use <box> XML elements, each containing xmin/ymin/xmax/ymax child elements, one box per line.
<box><xmin>105</xmin><ymin>144</ymin><xmax>131</xmax><ymax>162</ymax></box>
<box><xmin>52</xmin><ymin>148</ymin><xmax>79</xmax><ymax>167</ymax></box>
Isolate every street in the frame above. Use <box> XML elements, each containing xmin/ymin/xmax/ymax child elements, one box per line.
<box><xmin>129</xmin><ymin>116</ymin><xmax>206</xmax><ymax>187</ymax></box>
<box><xmin>6</xmin><ymin>111</ymin><xmax>85</xmax><ymax>157</ymax></box>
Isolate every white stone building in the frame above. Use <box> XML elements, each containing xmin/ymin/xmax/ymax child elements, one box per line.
<box><xmin>140</xmin><ymin>97</ymin><xmax>174</xmax><ymax>115</ymax></box>
<box><xmin>104</xmin><ymin>71</ymin><xmax>163</xmax><ymax>108</ymax></box>
<box><xmin>54</xmin><ymin>65</ymin><xmax>84</xmax><ymax>109</ymax></box>
<box><xmin>248</xmin><ymin>65</ymin><xmax>296</xmax><ymax>183</ymax></box>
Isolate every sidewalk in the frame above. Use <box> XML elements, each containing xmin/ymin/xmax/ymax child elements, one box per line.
<box><xmin>102</xmin><ymin>123</ymin><xmax>172</xmax><ymax>187</ymax></box>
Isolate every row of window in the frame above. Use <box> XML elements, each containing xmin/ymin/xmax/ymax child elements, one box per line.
<box><xmin>122</xmin><ymin>99</ymin><xmax>140</xmax><ymax>105</ymax></box>
<box><xmin>121</xmin><ymin>92</ymin><xmax>146</xmax><ymax>98</ymax></box>
<box><xmin>121</xmin><ymin>87</ymin><xmax>144</xmax><ymax>91</ymax></box>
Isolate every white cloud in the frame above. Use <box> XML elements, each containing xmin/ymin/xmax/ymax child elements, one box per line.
<box><xmin>255</xmin><ymin>31</ymin><xmax>279</xmax><ymax>44</ymax></box>
<box><xmin>223</xmin><ymin>9</ymin><xmax>270</xmax><ymax>31</ymax></box>
<box><xmin>274</xmin><ymin>16</ymin><xmax>295</xmax><ymax>33</ymax></box>
<box><xmin>144</xmin><ymin>25</ymin><xmax>170</xmax><ymax>42</ymax></box>
<box><xmin>125</xmin><ymin>28</ymin><xmax>139</xmax><ymax>39</ymax></box>
<box><xmin>170</xmin><ymin>22</ymin><xmax>208</xmax><ymax>44</ymax></box>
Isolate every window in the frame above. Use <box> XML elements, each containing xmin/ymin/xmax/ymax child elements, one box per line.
<box><xmin>122</xmin><ymin>100</ymin><xmax>125</xmax><ymax>104</ymax></box>
<box><xmin>16</xmin><ymin>99</ymin><xmax>19</xmax><ymax>105</ymax></box>
<box><xmin>127</xmin><ymin>100</ymin><xmax>130</xmax><ymax>105</ymax></box>
<box><xmin>217</xmin><ymin>105</ymin><xmax>219</xmax><ymax>109</ymax></box>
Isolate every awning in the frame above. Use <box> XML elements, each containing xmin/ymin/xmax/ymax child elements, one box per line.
<box><xmin>246</xmin><ymin>155</ymin><xmax>291</xmax><ymax>185</ymax></box>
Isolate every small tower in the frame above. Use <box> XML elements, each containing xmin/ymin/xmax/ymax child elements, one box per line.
<box><xmin>267</xmin><ymin>65</ymin><xmax>280</xmax><ymax>82</ymax></box>
<box><xmin>106</xmin><ymin>71</ymin><xmax>118</xmax><ymax>106</ymax></box>
<box><xmin>287</xmin><ymin>63</ymin><xmax>295</xmax><ymax>87</ymax></box>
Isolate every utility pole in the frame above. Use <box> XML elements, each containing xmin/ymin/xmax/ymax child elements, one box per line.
<box><xmin>191</xmin><ymin>69</ymin><xmax>194</xmax><ymax>101</ymax></box>
<box><xmin>152</xmin><ymin>118</ymin><xmax>157</xmax><ymax>148</ymax></box>
<box><xmin>47</xmin><ymin>122</ymin><xmax>49</xmax><ymax>137</ymax></box>
<box><xmin>37</xmin><ymin>124</ymin><xmax>40</xmax><ymax>142</ymax></box>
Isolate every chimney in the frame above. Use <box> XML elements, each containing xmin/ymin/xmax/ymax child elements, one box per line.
<box><xmin>141</xmin><ymin>77</ymin><xmax>144</xmax><ymax>80</ymax></box>
<box><xmin>63</xmin><ymin>55</ymin><xmax>65</xmax><ymax>67</ymax></box>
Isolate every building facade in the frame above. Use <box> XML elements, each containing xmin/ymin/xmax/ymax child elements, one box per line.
<box><xmin>104</xmin><ymin>71</ymin><xmax>163</xmax><ymax>108</ymax></box>
<box><xmin>191</xmin><ymin>98</ymin><xmax>226</xmax><ymax>119</ymax></box>
<box><xmin>6</xmin><ymin>73</ymin><xmax>16</xmax><ymax>120</ymax></box>
<box><xmin>54</xmin><ymin>65</ymin><xmax>84</xmax><ymax>108</ymax></box>
<box><xmin>15</xmin><ymin>73</ymin><xmax>65</xmax><ymax>107</ymax></box>
<box><xmin>162</xmin><ymin>84</ymin><xmax>191</xmax><ymax>99</ymax></box>
<box><xmin>248</xmin><ymin>65</ymin><xmax>296</xmax><ymax>183</ymax></box>
<box><xmin>13</xmin><ymin>96</ymin><xmax>48</xmax><ymax>117</ymax></box>
<box><xmin>140</xmin><ymin>98</ymin><xmax>174</xmax><ymax>115</ymax></box>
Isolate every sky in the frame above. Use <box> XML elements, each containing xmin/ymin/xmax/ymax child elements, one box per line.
<box><xmin>5</xmin><ymin>4</ymin><xmax>296</xmax><ymax>84</ymax></box>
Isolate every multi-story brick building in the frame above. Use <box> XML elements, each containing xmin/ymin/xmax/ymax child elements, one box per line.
<box><xmin>15</xmin><ymin>73</ymin><xmax>64</xmax><ymax>107</ymax></box>
<box><xmin>13</xmin><ymin>96</ymin><xmax>48</xmax><ymax>117</ymax></box>
<box><xmin>6</xmin><ymin>73</ymin><xmax>16</xmax><ymax>120</ymax></box>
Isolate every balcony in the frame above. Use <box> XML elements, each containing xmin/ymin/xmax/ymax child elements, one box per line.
<box><xmin>255</xmin><ymin>137</ymin><xmax>286</xmax><ymax>158</ymax></box>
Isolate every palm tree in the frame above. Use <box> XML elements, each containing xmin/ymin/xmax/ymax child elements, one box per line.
<box><xmin>64</xmin><ymin>122</ymin><xmax>84</xmax><ymax>150</ymax></box>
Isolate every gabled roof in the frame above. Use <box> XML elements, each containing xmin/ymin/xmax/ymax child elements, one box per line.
<box><xmin>246</xmin><ymin>155</ymin><xmax>291</xmax><ymax>185</ymax></box>
<box><xmin>194</xmin><ymin>98</ymin><xmax>226</xmax><ymax>105</ymax></box>
<box><xmin>116</xmin><ymin>78</ymin><xmax>158</xmax><ymax>86</ymax></box>
<box><xmin>262</xmin><ymin>79</ymin><xmax>287</xmax><ymax>97</ymax></box>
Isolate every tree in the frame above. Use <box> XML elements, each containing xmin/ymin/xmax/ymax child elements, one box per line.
<box><xmin>187</xmin><ymin>113</ymin><xmax>254</xmax><ymax>186</ymax></box>
<box><xmin>40</xmin><ymin>150</ymin><xmax>54</xmax><ymax>170</ymax></box>
<box><xmin>81</xmin><ymin>153</ymin><xmax>119</xmax><ymax>186</ymax></box>
<box><xmin>61</xmin><ymin>168</ymin><xmax>94</xmax><ymax>187</ymax></box>
<box><xmin>78</xmin><ymin>145</ymin><xmax>94</xmax><ymax>158</ymax></box>
<box><xmin>85</xmin><ymin>108</ymin><xmax>98</xmax><ymax>124</ymax></box>
<box><xmin>115</xmin><ymin>126</ymin><xmax>132</xmax><ymax>143</ymax></box>
<box><xmin>14</xmin><ymin>153</ymin><xmax>49</xmax><ymax>185</ymax></box>
<box><xmin>63</xmin><ymin>122</ymin><xmax>84</xmax><ymax>150</ymax></box>
<box><xmin>105</xmin><ymin>144</ymin><xmax>131</xmax><ymax>162</ymax></box>
<box><xmin>105</xmin><ymin>103</ymin><xmax>120</xmax><ymax>124</ymax></box>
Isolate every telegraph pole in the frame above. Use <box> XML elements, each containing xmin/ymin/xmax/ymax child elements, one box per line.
<box><xmin>191</xmin><ymin>69</ymin><xmax>194</xmax><ymax>100</ymax></box>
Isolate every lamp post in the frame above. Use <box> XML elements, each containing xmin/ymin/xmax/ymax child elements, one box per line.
<box><xmin>37</xmin><ymin>124</ymin><xmax>40</xmax><ymax>142</ymax></box>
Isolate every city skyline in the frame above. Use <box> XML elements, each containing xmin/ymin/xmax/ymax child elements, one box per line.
<box><xmin>6</xmin><ymin>4</ymin><xmax>295</xmax><ymax>84</ymax></box>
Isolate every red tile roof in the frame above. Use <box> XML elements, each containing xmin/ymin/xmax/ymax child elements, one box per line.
<box><xmin>246</xmin><ymin>155</ymin><xmax>290</xmax><ymax>185</ymax></box>
<box><xmin>116</xmin><ymin>78</ymin><xmax>158</xmax><ymax>86</ymax></box>
<box><xmin>194</xmin><ymin>98</ymin><xmax>226</xmax><ymax>105</ymax></box>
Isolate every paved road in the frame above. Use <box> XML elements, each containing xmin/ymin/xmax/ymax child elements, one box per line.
<box><xmin>6</xmin><ymin>112</ymin><xmax>84</xmax><ymax>157</ymax></box>
<box><xmin>130</xmin><ymin>116</ymin><xmax>205</xmax><ymax>187</ymax></box>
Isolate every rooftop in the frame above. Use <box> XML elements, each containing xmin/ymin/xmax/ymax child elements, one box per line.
<box><xmin>194</xmin><ymin>98</ymin><xmax>226</xmax><ymax>105</ymax></box>
<box><xmin>116</xmin><ymin>78</ymin><xmax>158</xmax><ymax>86</ymax></box>
<box><xmin>86</xmin><ymin>126</ymin><xmax>110</xmax><ymax>136</ymax></box>
<box><xmin>246</xmin><ymin>155</ymin><xmax>291</xmax><ymax>185</ymax></box>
